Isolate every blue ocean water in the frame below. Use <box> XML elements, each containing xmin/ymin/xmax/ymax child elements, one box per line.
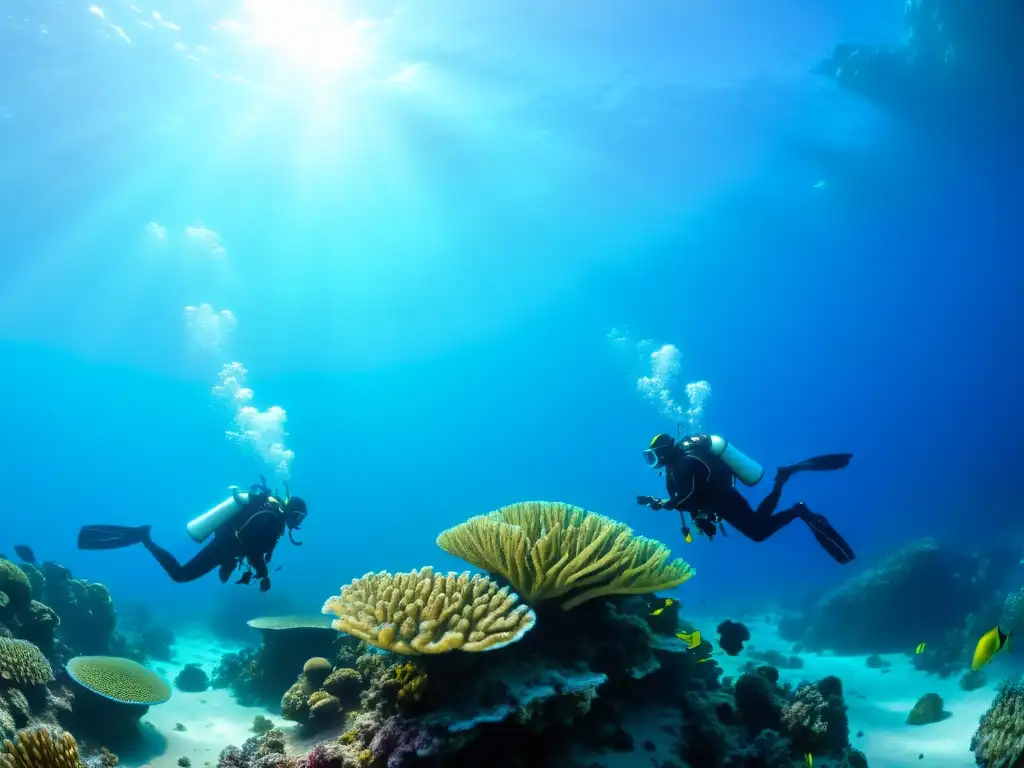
<box><xmin>0</xmin><ymin>3</ymin><xmax>1022</xmax><ymax>762</ymax></box>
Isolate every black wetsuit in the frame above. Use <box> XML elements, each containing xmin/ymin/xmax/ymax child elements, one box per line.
<box><xmin>143</xmin><ymin>494</ymin><xmax>286</xmax><ymax>590</ymax></box>
<box><xmin>651</xmin><ymin>438</ymin><xmax>856</xmax><ymax>563</ymax></box>
<box><xmin>660</xmin><ymin>447</ymin><xmax>800</xmax><ymax>542</ymax></box>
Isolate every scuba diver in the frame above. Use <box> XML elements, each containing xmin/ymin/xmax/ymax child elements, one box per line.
<box><xmin>77</xmin><ymin>477</ymin><xmax>307</xmax><ymax>592</ymax></box>
<box><xmin>637</xmin><ymin>433</ymin><xmax>856</xmax><ymax>564</ymax></box>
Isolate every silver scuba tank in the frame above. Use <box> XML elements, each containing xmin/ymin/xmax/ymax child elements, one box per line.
<box><xmin>187</xmin><ymin>490</ymin><xmax>249</xmax><ymax>543</ymax></box>
<box><xmin>708</xmin><ymin>435</ymin><xmax>764</xmax><ymax>486</ymax></box>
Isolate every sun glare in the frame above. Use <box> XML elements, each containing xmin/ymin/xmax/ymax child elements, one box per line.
<box><xmin>243</xmin><ymin>0</ymin><xmax>371</xmax><ymax>76</ymax></box>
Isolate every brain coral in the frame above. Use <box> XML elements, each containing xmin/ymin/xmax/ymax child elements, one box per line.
<box><xmin>0</xmin><ymin>562</ymin><xmax>31</xmax><ymax>610</ymax></box>
<box><xmin>0</xmin><ymin>639</ymin><xmax>53</xmax><ymax>686</ymax></box>
<box><xmin>66</xmin><ymin>656</ymin><xmax>171</xmax><ymax>705</ymax></box>
<box><xmin>972</xmin><ymin>679</ymin><xmax>1024</xmax><ymax>768</ymax></box>
<box><xmin>322</xmin><ymin>567</ymin><xmax>536</xmax><ymax>655</ymax></box>
<box><xmin>437</xmin><ymin>500</ymin><xmax>695</xmax><ymax>610</ymax></box>
<box><xmin>0</xmin><ymin>726</ymin><xmax>80</xmax><ymax>768</ymax></box>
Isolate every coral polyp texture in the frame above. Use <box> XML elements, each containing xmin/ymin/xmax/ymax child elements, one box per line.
<box><xmin>436</xmin><ymin>500</ymin><xmax>695</xmax><ymax>610</ymax></box>
<box><xmin>0</xmin><ymin>726</ymin><xmax>80</xmax><ymax>768</ymax></box>
<box><xmin>321</xmin><ymin>567</ymin><xmax>536</xmax><ymax>655</ymax></box>
<box><xmin>0</xmin><ymin>639</ymin><xmax>53</xmax><ymax>687</ymax></box>
<box><xmin>971</xmin><ymin>679</ymin><xmax>1024</xmax><ymax>768</ymax></box>
<box><xmin>66</xmin><ymin>656</ymin><xmax>171</xmax><ymax>705</ymax></box>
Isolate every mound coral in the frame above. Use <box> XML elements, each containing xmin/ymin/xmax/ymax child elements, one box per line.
<box><xmin>436</xmin><ymin>500</ymin><xmax>694</xmax><ymax>610</ymax></box>
<box><xmin>0</xmin><ymin>565</ymin><xmax>31</xmax><ymax>612</ymax></box>
<box><xmin>322</xmin><ymin>567</ymin><xmax>536</xmax><ymax>655</ymax></box>
<box><xmin>0</xmin><ymin>639</ymin><xmax>53</xmax><ymax>687</ymax></box>
<box><xmin>0</xmin><ymin>726</ymin><xmax>80</xmax><ymax>768</ymax></box>
<box><xmin>972</xmin><ymin>679</ymin><xmax>1024</xmax><ymax>767</ymax></box>
<box><xmin>66</xmin><ymin>656</ymin><xmax>171</xmax><ymax>705</ymax></box>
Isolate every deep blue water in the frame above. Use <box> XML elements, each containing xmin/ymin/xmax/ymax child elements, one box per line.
<box><xmin>0</xmin><ymin>0</ymin><xmax>1021</xmax><ymax>625</ymax></box>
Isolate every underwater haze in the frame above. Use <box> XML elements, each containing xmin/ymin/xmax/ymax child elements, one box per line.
<box><xmin>1</xmin><ymin>1</ymin><xmax>1023</xmax><ymax>767</ymax></box>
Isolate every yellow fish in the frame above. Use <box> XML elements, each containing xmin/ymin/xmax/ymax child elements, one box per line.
<box><xmin>972</xmin><ymin>626</ymin><xmax>1009</xmax><ymax>671</ymax></box>
<box><xmin>805</xmin><ymin>753</ymin><xmax>813</xmax><ymax>767</ymax></box>
<box><xmin>649</xmin><ymin>598</ymin><xmax>677</xmax><ymax>617</ymax></box>
<box><xmin>915</xmin><ymin>642</ymin><xmax>926</xmax><ymax>654</ymax></box>
<box><xmin>676</xmin><ymin>630</ymin><xmax>702</xmax><ymax>649</ymax></box>
<box><xmin>684</xmin><ymin>531</ymin><xmax>693</xmax><ymax>543</ymax></box>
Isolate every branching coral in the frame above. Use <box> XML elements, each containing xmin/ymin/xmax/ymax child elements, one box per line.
<box><xmin>322</xmin><ymin>567</ymin><xmax>536</xmax><ymax>655</ymax></box>
<box><xmin>0</xmin><ymin>726</ymin><xmax>80</xmax><ymax>768</ymax></box>
<box><xmin>436</xmin><ymin>500</ymin><xmax>694</xmax><ymax>610</ymax></box>
<box><xmin>972</xmin><ymin>679</ymin><xmax>1024</xmax><ymax>767</ymax></box>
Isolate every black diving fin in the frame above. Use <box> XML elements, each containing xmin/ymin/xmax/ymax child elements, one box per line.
<box><xmin>784</xmin><ymin>453</ymin><xmax>853</xmax><ymax>474</ymax></box>
<box><xmin>77</xmin><ymin>524</ymin><xmax>151</xmax><ymax>551</ymax></box>
<box><xmin>801</xmin><ymin>510</ymin><xmax>855</xmax><ymax>564</ymax></box>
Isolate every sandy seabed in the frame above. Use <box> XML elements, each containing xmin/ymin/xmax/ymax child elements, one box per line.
<box><xmin>122</xmin><ymin>618</ymin><xmax>1000</xmax><ymax>768</ymax></box>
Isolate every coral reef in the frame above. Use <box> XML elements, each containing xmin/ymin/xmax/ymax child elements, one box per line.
<box><xmin>780</xmin><ymin>676</ymin><xmax>850</xmax><ymax>756</ymax></box>
<box><xmin>971</xmin><ymin>679</ymin><xmax>1024</xmax><ymax>767</ymax></box>
<box><xmin>217</xmin><ymin>728</ymin><xmax>288</xmax><ymax>768</ymax></box>
<box><xmin>174</xmin><ymin>664</ymin><xmax>209</xmax><ymax>693</ymax></box>
<box><xmin>0</xmin><ymin>726</ymin><xmax>80</xmax><ymax>768</ymax></box>
<box><xmin>226</xmin><ymin>591</ymin><xmax>861</xmax><ymax>768</ymax></box>
<box><xmin>906</xmin><ymin>693</ymin><xmax>947</xmax><ymax>725</ymax></box>
<box><xmin>717</xmin><ymin>620</ymin><xmax>751</xmax><ymax>656</ymax></box>
<box><xmin>321</xmin><ymin>568</ymin><xmax>536</xmax><ymax>655</ymax></box>
<box><xmin>436</xmin><ymin>500</ymin><xmax>694</xmax><ymax>610</ymax></box>
<box><xmin>213</xmin><ymin>617</ymin><xmax>349</xmax><ymax>708</ymax></box>
<box><xmin>816</xmin><ymin>0</ymin><xmax>1024</xmax><ymax>133</ymax></box>
<box><xmin>786</xmin><ymin>539</ymin><xmax>1015</xmax><ymax>662</ymax></box>
<box><xmin>961</xmin><ymin>669</ymin><xmax>987</xmax><ymax>691</ymax></box>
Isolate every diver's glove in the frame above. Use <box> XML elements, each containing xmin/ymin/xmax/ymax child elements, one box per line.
<box><xmin>259</xmin><ymin>577</ymin><xmax>271</xmax><ymax>593</ymax></box>
<box><xmin>637</xmin><ymin>495</ymin><xmax>664</xmax><ymax>510</ymax></box>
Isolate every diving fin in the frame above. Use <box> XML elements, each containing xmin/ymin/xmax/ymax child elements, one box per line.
<box><xmin>77</xmin><ymin>524</ymin><xmax>152</xmax><ymax>551</ymax></box>
<box><xmin>784</xmin><ymin>453</ymin><xmax>853</xmax><ymax>474</ymax></box>
<box><xmin>801</xmin><ymin>508</ymin><xmax>855</xmax><ymax>564</ymax></box>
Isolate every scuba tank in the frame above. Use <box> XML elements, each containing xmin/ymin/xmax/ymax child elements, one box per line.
<box><xmin>708</xmin><ymin>435</ymin><xmax>764</xmax><ymax>486</ymax></box>
<box><xmin>187</xmin><ymin>490</ymin><xmax>249</xmax><ymax>543</ymax></box>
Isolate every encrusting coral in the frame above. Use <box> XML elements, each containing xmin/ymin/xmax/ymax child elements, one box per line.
<box><xmin>321</xmin><ymin>567</ymin><xmax>536</xmax><ymax>655</ymax></box>
<box><xmin>972</xmin><ymin>678</ymin><xmax>1024</xmax><ymax>767</ymax></box>
<box><xmin>0</xmin><ymin>726</ymin><xmax>80</xmax><ymax>768</ymax></box>
<box><xmin>436</xmin><ymin>500</ymin><xmax>695</xmax><ymax>610</ymax></box>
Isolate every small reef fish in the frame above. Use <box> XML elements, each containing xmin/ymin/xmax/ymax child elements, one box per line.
<box><xmin>675</xmin><ymin>630</ymin><xmax>701</xmax><ymax>649</ymax></box>
<box><xmin>13</xmin><ymin>545</ymin><xmax>35</xmax><ymax>564</ymax></box>
<box><xmin>915</xmin><ymin>642</ymin><xmax>926</xmax><ymax>655</ymax></box>
<box><xmin>805</xmin><ymin>753</ymin><xmax>813</xmax><ymax>767</ymax></box>
<box><xmin>973</xmin><ymin>626</ymin><xmax>1010</xmax><ymax>671</ymax></box>
<box><xmin>649</xmin><ymin>598</ymin><xmax>677</xmax><ymax>617</ymax></box>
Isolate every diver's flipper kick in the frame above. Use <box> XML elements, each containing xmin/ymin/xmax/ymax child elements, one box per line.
<box><xmin>638</xmin><ymin>433</ymin><xmax>856</xmax><ymax>564</ymax></box>
<box><xmin>77</xmin><ymin>477</ymin><xmax>308</xmax><ymax>592</ymax></box>
<box><xmin>77</xmin><ymin>525</ymin><xmax>153</xmax><ymax>550</ymax></box>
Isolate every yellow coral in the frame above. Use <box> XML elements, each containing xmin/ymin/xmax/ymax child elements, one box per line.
<box><xmin>436</xmin><ymin>500</ymin><xmax>695</xmax><ymax>610</ymax></box>
<box><xmin>0</xmin><ymin>726</ymin><xmax>81</xmax><ymax>768</ymax></box>
<box><xmin>322</xmin><ymin>567</ymin><xmax>536</xmax><ymax>655</ymax></box>
<box><xmin>356</xmin><ymin>749</ymin><xmax>373</xmax><ymax>767</ymax></box>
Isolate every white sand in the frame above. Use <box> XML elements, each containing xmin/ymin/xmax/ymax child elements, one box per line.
<box><xmin>121</xmin><ymin>634</ymin><xmax>280</xmax><ymax>768</ymax></box>
<box><xmin>698</xmin><ymin>613</ymin><xmax>999</xmax><ymax>768</ymax></box>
